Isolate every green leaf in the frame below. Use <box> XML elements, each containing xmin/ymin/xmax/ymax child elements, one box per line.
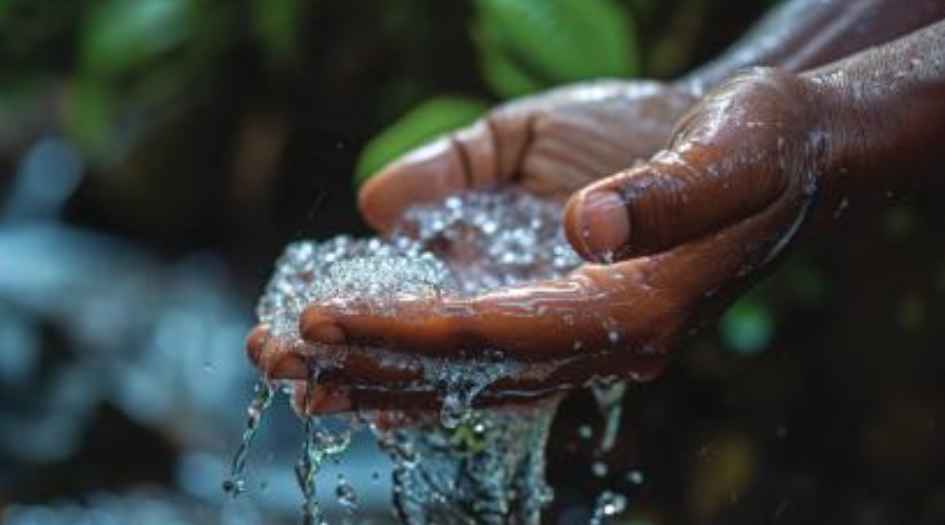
<box><xmin>252</xmin><ymin>0</ymin><xmax>302</xmax><ymax>63</ymax></box>
<box><xmin>81</xmin><ymin>0</ymin><xmax>191</xmax><ymax>77</ymax></box>
<box><xmin>354</xmin><ymin>97</ymin><xmax>489</xmax><ymax>186</ymax></box>
<box><xmin>66</xmin><ymin>77</ymin><xmax>113</xmax><ymax>155</ymax></box>
<box><xmin>474</xmin><ymin>23</ymin><xmax>548</xmax><ymax>98</ymax></box>
<box><xmin>473</xmin><ymin>0</ymin><xmax>639</xmax><ymax>97</ymax></box>
<box><xmin>720</xmin><ymin>298</ymin><xmax>774</xmax><ymax>355</ymax></box>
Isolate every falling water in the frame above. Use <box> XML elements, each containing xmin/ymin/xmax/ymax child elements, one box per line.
<box><xmin>374</xmin><ymin>399</ymin><xmax>560</xmax><ymax>525</ymax></box>
<box><xmin>223</xmin><ymin>380</ymin><xmax>274</xmax><ymax>498</ymax></box>
<box><xmin>587</xmin><ymin>380</ymin><xmax>630</xmax><ymax>522</ymax></box>
<box><xmin>590</xmin><ymin>381</ymin><xmax>626</xmax><ymax>455</ymax></box>
<box><xmin>589</xmin><ymin>491</ymin><xmax>627</xmax><ymax>525</ymax></box>
<box><xmin>245</xmin><ymin>190</ymin><xmax>645</xmax><ymax>523</ymax></box>
<box><xmin>295</xmin><ymin>416</ymin><xmax>353</xmax><ymax>525</ymax></box>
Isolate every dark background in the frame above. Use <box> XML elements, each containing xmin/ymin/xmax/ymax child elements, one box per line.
<box><xmin>2</xmin><ymin>1</ymin><xmax>944</xmax><ymax>524</ymax></box>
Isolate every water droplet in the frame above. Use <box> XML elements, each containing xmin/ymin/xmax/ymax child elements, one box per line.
<box><xmin>335</xmin><ymin>474</ymin><xmax>359</xmax><ymax>515</ymax></box>
<box><xmin>626</xmin><ymin>469</ymin><xmax>644</xmax><ymax>485</ymax></box>
<box><xmin>591</xmin><ymin>381</ymin><xmax>626</xmax><ymax>453</ymax></box>
<box><xmin>590</xmin><ymin>490</ymin><xmax>627</xmax><ymax>524</ymax></box>
<box><xmin>833</xmin><ymin>197</ymin><xmax>849</xmax><ymax>219</ymax></box>
<box><xmin>224</xmin><ymin>380</ymin><xmax>274</xmax><ymax>498</ymax></box>
<box><xmin>592</xmin><ymin>461</ymin><xmax>609</xmax><ymax>477</ymax></box>
<box><xmin>578</xmin><ymin>425</ymin><xmax>593</xmax><ymax>439</ymax></box>
<box><xmin>250</xmin><ymin>191</ymin><xmax>590</xmax><ymax>523</ymax></box>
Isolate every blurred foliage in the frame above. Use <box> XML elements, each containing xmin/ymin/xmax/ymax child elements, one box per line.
<box><xmin>358</xmin><ymin>0</ymin><xmax>640</xmax><ymax>186</ymax></box>
<box><xmin>473</xmin><ymin>0</ymin><xmax>639</xmax><ymax>97</ymax></box>
<box><xmin>70</xmin><ymin>0</ymin><xmax>236</xmax><ymax>159</ymax></box>
<box><xmin>720</xmin><ymin>296</ymin><xmax>775</xmax><ymax>355</ymax></box>
<box><xmin>252</xmin><ymin>0</ymin><xmax>305</xmax><ymax>63</ymax></box>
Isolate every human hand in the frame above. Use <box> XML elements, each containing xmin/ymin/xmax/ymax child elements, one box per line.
<box><xmin>250</xmin><ymin>68</ymin><xmax>828</xmax><ymax>413</ymax></box>
<box><xmin>357</xmin><ymin>80</ymin><xmax>696</xmax><ymax>232</ymax></box>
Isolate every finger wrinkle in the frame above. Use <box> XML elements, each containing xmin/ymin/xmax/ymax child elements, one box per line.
<box><xmin>448</xmin><ymin>134</ymin><xmax>474</xmax><ymax>189</ymax></box>
<box><xmin>482</xmin><ymin>115</ymin><xmax>503</xmax><ymax>186</ymax></box>
<box><xmin>507</xmin><ymin>114</ymin><xmax>537</xmax><ymax>184</ymax></box>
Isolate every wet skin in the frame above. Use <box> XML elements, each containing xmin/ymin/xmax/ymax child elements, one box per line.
<box><xmin>249</xmin><ymin>13</ymin><xmax>945</xmax><ymax>414</ymax></box>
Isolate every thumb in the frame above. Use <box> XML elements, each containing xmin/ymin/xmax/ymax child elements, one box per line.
<box><xmin>563</xmin><ymin>68</ymin><xmax>817</xmax><ymax>263</ymax></box>
<box><xmin>563</xmin><ymin>144</ymin><xmax>789</xmax><ymax>262</ymax></box>
<box><xmin>358</xmin><ymin>111</ymin><xmax>533</xmax><ymax>232</ymax></box>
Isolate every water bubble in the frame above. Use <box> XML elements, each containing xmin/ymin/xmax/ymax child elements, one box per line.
<box><xmin>590</xmin><ymin>491</ymin><xmax>627</xmax><ymax>524</ymax></box>
<box><xmin>833</xmin><ymin>197</ymin><xmax>849</xmax><ymax>219</ymax></box>
<box><xmin>578</xmin><ymin>425</ymin><xmax>593</xmax><ymax>440</ymax></box>
<box><xmin>626</xmin><ymin>469</ymin><xmax>644</xmax><ymax>485</ymax></box>
<box><xmin>592</xmin><ymin>461</ymin><xmax>609</xmax><ymax>478</ymax></box>
<box><xmin>224</xmin><ymin>380</ymin><xmax>274</xmax><ymax>498</ymax></box>
<box><xmin>335</xmin><ymin>474</ymin><xmax>359</xmax><ymax>515</ymax></box>
<box><xmin>591</xmin><ymin>381</ymin><xmax>626</xmax><ymax>454</ymax></box>
<box><xmin>248</xmin><ymin>191</ymin><xmax>585</xmax><ymax>524</ymax></box>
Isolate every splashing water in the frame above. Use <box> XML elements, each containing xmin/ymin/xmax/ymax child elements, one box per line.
<box><xmin>587</xmin><ymin>380</ymin><xmax>630</xmax><ymax>521</ymax></box>
<box><xmin>589</xmin><ymin>491</ymin><xmax>627</xmax><ymax>525</ymax></box>
<box><xmin>590</xmin><ymin>381</ymin><xmax>626</xmax><ymax>455</ymax></box>
<box><xmin>334</xmin><ymin>474</ymin><xmax>358</xmax><ymax>516</ymax></box>
<box><xmin>246</xmin><ymin>190</ymin><xmax>598</xmax><ymax>523</ymax></box>
<box><xmin>296</xmin><ymin>415</ymin><xmax>353</xmax><ymax>525</ymax></box>
<box><xmin>375</xmin><ymin>399</ymin><xmax>559</xmax><ymax>525</ymax></box>
<box><xmin>223</xmin><ymin>380</ymin><xmax>274</xmax><ymax>498</ymax></box>
<box><xmin>429</xmin><ymin>350</ymin><xmax>514</xmax><ymax>430</ymax></box>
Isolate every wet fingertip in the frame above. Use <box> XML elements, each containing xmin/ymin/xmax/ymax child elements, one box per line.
<box><xmin>357</xmin><ymin>173</ymin><xmax>398</xmax><ymax>232</ymax></box>
<box><xmin>245</xmin><ymin>323</ymin><xmax>270</xmax><ymax>365</ymax></box>
<box><xmin>300</xmin><ymin>307</ymin><xmax>347</xmax><ymax>345</ymax></box>
<box><xmin>566</xmin><ymin>189</ymin><xmax>630</xmax><ymax>263</ymax></box>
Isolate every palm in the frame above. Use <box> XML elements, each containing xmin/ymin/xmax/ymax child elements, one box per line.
<box><xmin>248</xmin><ymin>69</ymin><xmax>823</xmax><ymax>412</ymax></box>
<box><xmin>358</xmin><ymin>80</ymin><xmax>695</xmax><ymax>231</ymax></box>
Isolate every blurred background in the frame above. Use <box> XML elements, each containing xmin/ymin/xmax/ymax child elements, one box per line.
<box><xmin>2</xmin><ymin>0</ymin><xmax>945</xmax><ymax>524</ymax></box>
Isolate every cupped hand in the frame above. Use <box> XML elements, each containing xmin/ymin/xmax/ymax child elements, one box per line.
<box><xmin>358</xmin><ymin>80</ymin><xmax>697</xmax><ymax>232</ymax></box>
<box><xmin>250</xmin><ymin>68</ymin><xmax>829</xmax><ymax>413</ymax></box>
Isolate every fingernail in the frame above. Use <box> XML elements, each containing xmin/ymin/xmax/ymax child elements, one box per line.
<box><xmin>577</xmin><ymin>190</ymin><xmax>630</xmax><ymax>262</ymax></box>
<box><xmin>245</xmin><ymin>324</ymin><xmax>270</xmax><ymax>365</ymax></box>
<box><xmin>300</xmin><ymin>308</ymin><xmax>347</xmax><ymax>345</ymax></box>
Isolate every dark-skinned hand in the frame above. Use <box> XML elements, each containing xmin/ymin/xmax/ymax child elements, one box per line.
<box><xmin>249</xmin><ymin>20</ymin><xmax>945</xmax><ymax>414</ymax></box>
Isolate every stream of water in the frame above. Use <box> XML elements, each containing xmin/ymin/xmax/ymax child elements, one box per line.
<box><xmin>232</xmin><ymin>190</ymin><xmax>634</xmax><ymax>524</ymax></box>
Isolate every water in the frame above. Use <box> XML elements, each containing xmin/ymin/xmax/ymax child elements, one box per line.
<box><xmin>295</xmin><ymin>415</ymin><xmax>353</xmax><ymax>525</ymax></box>
<box><xmin>294</xmin><ymin>369</ymin><xmax>356</xmax><ymax>525</ymax></box>
<box><xmin>590</xmin><ymin>381</ymin><xmax>626</xmax><ymax>455</ymax></box>
<box><xmin>589</xmin><ymin>491</ymin><xmax>627</xmax><ymax>525</ymax></box>
<box><xmin>334</xmin><ymin>474</ymin><xmax>358</xmax><ymax>515</ymax></box>
<box><xmin>246</xmin><ymin>190</ymin><xmax>598</xmax><ymax>523</ymax></box>
<box><xmin>255</xmin><ymin>191</ymin><xmax>581</xmax><ymax>341</ymax></box>
<box><xmin>586</xmin><ymin>381</ymin><xmax>632</xmax><ymax>521</ymax></box>
<box><xmin>429</xmin><ymin>350</ymin><xmax>513</xmax><ymax>429</ymax></box>
<box><xmin>223</xmin><ymin>380</ymin><xmax>274</xmax><ymax>498</ymax></box>
<box><xmin>374</xmin><ymin>399</ymin><xmax>559</xmax><ymax>525</ymax></box>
